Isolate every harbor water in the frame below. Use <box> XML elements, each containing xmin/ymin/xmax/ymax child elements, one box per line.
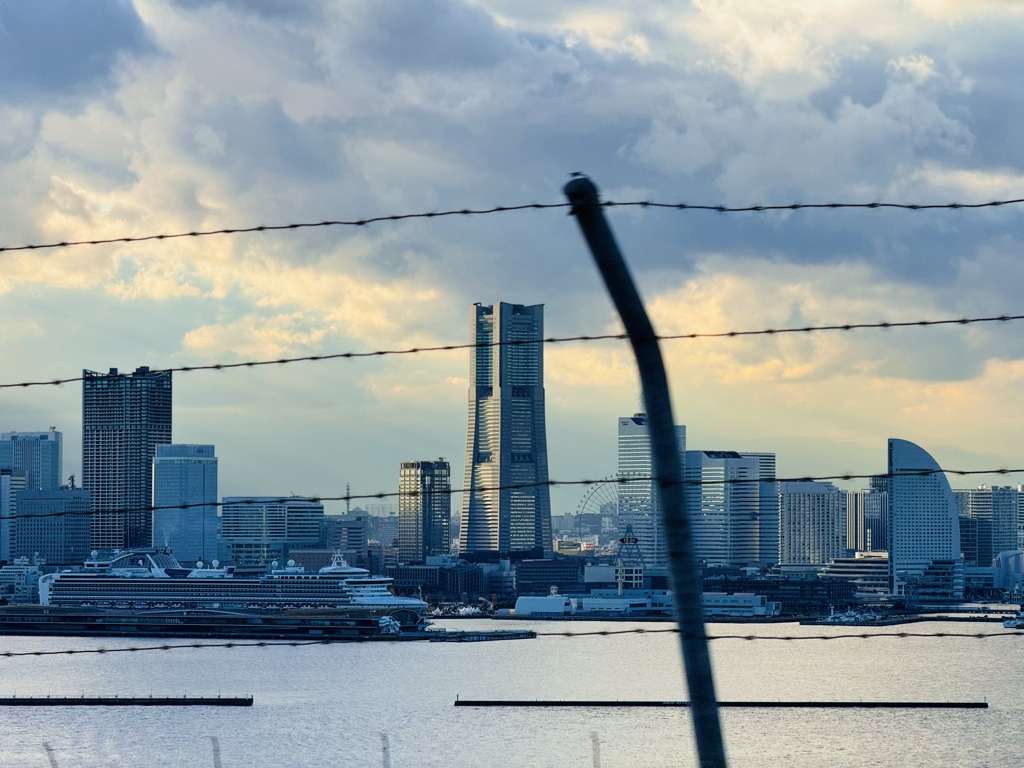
<box><xmin>0</xmin><ymin>619</ymin><xmax>1019</xmax><ymax>767</ymax></box>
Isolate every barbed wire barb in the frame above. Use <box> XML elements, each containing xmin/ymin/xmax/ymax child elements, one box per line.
<box><xmin>4</xmin><ymin>466</ymin><xmax>1024</xmax><ymax>524</ymax></box>
<box><xmin>2</xmin><ymin>313</ymin><xmax>1022</xmax><ymax>390</ymax></box>
<box><xmin>2</xmin><ymin>628</ymin><xmax>1023</xmax><ymax>660</ymax></box>
<box><xmin>2</xmin><ymin>196</ymin><xmax>1022</xmax><ymax>253</ymax></box>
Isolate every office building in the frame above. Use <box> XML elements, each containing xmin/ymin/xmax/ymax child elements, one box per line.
<box><xmin>0</xmin><ymin>468</ymin><xmax>27</xmax><ymax>562</ymax></box>
<box><xmin>220</xmin><ymin>496</ymin><xmax>323</xmax><ymax>565</ymax></box>
<box><xmin>954</xmin><ymin>486</ymin><xmax>1019</xmax><ymax>567</ymax></box>
<box><xmin>321</xmin><ymin>515</ymin><xmax>369</xmax><ymax>566</ymax></box>
<box><xmin>399</xmin><ymin>459</ymin><xmax>451</xmax><ymax>564</ymax></box>
<box><xmin>11</xmin><ymin>488</ymin><xmax>90</xmax><ymax>565</ymax></box>
<box><xmin>887</xmin><ymin>438</ymin><xmax>963</xmax><ymax>601</ymax></box>
<box><xmin>741</xmin><ymin>451</ymin><xmax>779</xmax><ymax>566</ymax></box>
<box><xmin>778</xmin><ymin>481</ymin><xmax>848</xmax><ymax>565</ymax></box>
<box><xmin>83</xmin><ymin>366</ymin><xmax>172</xmax><ymax>550</ymax></box>
<box><xmin>152</xmin><ymin>444</ymin><xmax>219</xmax><ymax>564</ymax></box>
<box><xmin>616</xmin><ymin>413</ymin><xmax>686</xmax><ymax>568</ymax></box>
<box><xmin>685</xmin><ymin>450</ymin><xmax>774</xmax><ymax>567</ymax></box>
<box><xmin>460</xmin><ymin>302</ymin><xmax>552</xmax><ymax>558</ymax></box>
<box><xmin>0</xmin><ymin>428</ymin><xmax>62</xmax><ymax>491</ymax></box>
<box><xmin>847</xmin><ymin>488</ymin><xmax>888</xmax><ymax>553</ymax></box>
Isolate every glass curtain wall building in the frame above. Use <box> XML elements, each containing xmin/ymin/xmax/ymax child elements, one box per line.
<box><xmin>0</xmin><ymin>428</ymin><xmax>62</xmax><ymax>491</ymax></box>
<box><xmin>685</xmin><ymin>451</ymin><xmax>760</xmax><ymax>567</ymax></box>
<box><xmin>616</xmin><ymin>413</ymin><xmax>686</xmax><ymax>568</ymax></box>
<box><xmin>460</xmin><ymin>302</ymin><xmax>552</xmax><ymax>558</ymax></box>
<box><xmin>83</xmin><ymin>367</ymin><xmax>172</xmax><ymax>551</ymax></box>
<box><xmin>399</xmin><ymin>459</ymin><xmax>451</xmax><ymax>564</ymax></box>
<box><xmin>152</xmin><ymin>444</ymin><xmax>219</xmax><ymax>564</ymax></box>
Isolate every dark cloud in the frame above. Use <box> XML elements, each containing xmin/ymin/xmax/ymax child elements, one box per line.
<box><xmin>0</xmin><ymin>0</ymin><xmax>155</xmax><ymax>103</ymax></box>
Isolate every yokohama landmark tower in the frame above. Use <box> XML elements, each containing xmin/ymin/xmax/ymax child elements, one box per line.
<box><xmin>460</xmin><ymin>302</ymin><xmax>552</xmax><ymax>558</ymax></box>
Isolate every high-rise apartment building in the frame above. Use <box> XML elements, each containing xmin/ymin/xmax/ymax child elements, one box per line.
<box><xmin>888</xmin><ymin>438</ymin><xmax>963</xmax><ymax>600</ymax></box>
<box><xmin>220</xmin><ymin>496</ymin><xmax>323</xmax><ymax>565</ymax></box>
<box><xmin>0</xmin><ymin>428</ymin><xmax>62</xmax><ymax>491</ymax></box>
<box><xmin>778</xmin><ymin>481</ymin><xmax>848</xmax><ymax>565</ymax></box>
<box><xmin>153</xmin><ymin>444</ymin><xmax>219</xmax><ymax>564</ymax></box>
<box><xmin>616</xmin><ymin>413</ymin><xmax>686</xmax><ymax>568</ymax></box>
<box><xmin>460</xmin><ymin>302</ymin><xmax>552</xmax><ymax>558</ymax></box>
<box><xmin>399</xmin><ymin>459</ymin><xmax>451</xmax><ymax>564</ymax></box>
<box><xmin>83</xmin><ymin>366</ymin><xmax>172</xmax><ymax>550</ymax></box>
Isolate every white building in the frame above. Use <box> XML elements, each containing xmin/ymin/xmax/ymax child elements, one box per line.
<box><xmin>616</xmin><ymin>413</ymin><xmax>686</xmax><ymax>568</ymax></box>
<box><xmin>685</xmin><ymin>451</ymin><xmax>763</xmax><ymax>567</ymax></box>
<box><xmin>888</xmin><ymin>438</ymin><xmax>963</xmax><ymax>601</ymax></box>
<box><xmin>152</xmin><ymin>444</ymin><xmax>219</xmax><ymax>564</ymax></box>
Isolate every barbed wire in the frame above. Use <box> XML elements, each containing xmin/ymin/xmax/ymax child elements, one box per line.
<box><xmin>2</xmin><ymin>628</ymin><xmax>1022</xmax><ymax>660</ymax></box>
<box><xmin>3</xmin><ymin>312</ymin><xmax>1022</xmax><ymax>390</ymax></box>
<box><xmin>5</xmin><ymin>467</ymin><xmax>1023</xmax><ymax>524</ymax></box>
<box><xmin>2</xmin><ymin>196</ymin><xmax>1022</xmax><ymax>254</ymax></box>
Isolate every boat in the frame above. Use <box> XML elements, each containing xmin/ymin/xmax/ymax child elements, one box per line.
<box><xmin>1003</xmin><ymin>612</ymin><xmax>1024</xmax><ymax>629</ymax></box>
<box><xmin>36</xmin><ymin>549</ymin><xmax>428</xmax><ymax>631</ymax></box>
<box><xmin>812</xmin><ymin>607</ymin><xmax>883</xmax><ymax>626</ymax></box>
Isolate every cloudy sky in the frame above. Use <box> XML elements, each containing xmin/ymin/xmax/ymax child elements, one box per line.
<box><xmin>3</xmin><ymin>0</ymin><xmax>1024</xmax><ymax>514</ymax></box>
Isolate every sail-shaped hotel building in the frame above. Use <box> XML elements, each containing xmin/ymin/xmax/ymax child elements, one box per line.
<box><xmin>887</xmin><ymin>438</ymin><xmax>964</xmax><ymax>601</ymax></box>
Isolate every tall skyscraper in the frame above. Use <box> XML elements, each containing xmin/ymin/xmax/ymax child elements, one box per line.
<box><xmin>0</xmin><ymin>428</ymin><xmax>62</xmax><ymax>491</ymax></box>
<box><xmin>778</xmin><ymin>481</ymin><xmax>848</xmax><ymax>565</ymax></box>
<box><xmin>685</xmin><ymin>451</ymin><xmax>761</xmax><ymax>567</ymax></box>
<box><xmin>460</xmin><ymin>302</ymin><xmax>552</xmax><ymax>558</ymax></box>
<box><xmin>888</xmin><ymin>438</ymin><xmax>963</xmax><ymax>600</ymax></box>
<box><xmin>399</xmin><ymin>459</ymin><xmax>452</xmax><ymax>564</ymax></box>
<box><xmin>740</xmin><ymin>451</ymin><xmax>779</xmax><ymax>566</ymax></box>
<box><xmin>616</xmin><ymin>413</ymin><xmax>686</xmax><ymax>568</ymax></box>
<box><xmin>83</xmin><ymin>366</ymin><xmax>172</xmax><ymax>551</ymax></box>
<box><xmin>153</xmin><ymin>444</ymin><xmax>219</xmax><ymax>564</ymax></box>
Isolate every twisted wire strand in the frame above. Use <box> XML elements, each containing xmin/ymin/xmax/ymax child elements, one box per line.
<box><xmin>3</xmin><ymin>629</ymin><xmax>1022</xmax><ymax>659</ymax></box>
<box><xmin>2</xmin><ymin>196</ymin><xmax>1022</xmax><ymax>253</ymax></box>
<box><xmin>3</xmin><ymin>313</ymin><xmax>1022</xmax><ymax>390</ymax></box>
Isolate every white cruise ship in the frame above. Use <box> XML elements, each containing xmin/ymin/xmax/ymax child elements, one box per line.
<box><xmin>37</xmin><ymin>549</ymin><xmax>427</xmax><ymax>622</ymax></box>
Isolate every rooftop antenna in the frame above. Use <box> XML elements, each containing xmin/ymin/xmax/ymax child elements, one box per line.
<box><xmin>346</xmin><ymin>482</ymin><xmax>351</xmax><ymax>514</ymax></box>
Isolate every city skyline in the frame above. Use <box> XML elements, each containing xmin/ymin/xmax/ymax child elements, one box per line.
<box><xmin>4</xmin><ymin>4</ymin><xmax>1024</xmax><ymax>516</ymax></box>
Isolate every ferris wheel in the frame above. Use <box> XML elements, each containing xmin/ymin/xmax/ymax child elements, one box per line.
<box><xmin>575</xmin><ymin>476</ymin><xmax>619</xmax><ymax>517</ymax></box>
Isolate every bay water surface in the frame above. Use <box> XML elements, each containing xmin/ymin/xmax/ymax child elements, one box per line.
<box><xmin>0</xmin><ymin>619</ymin><xmax>1018</xmax><ymax>767</ymax></box>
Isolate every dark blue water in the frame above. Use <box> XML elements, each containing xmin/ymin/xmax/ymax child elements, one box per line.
<box><xmin>0</xmin><ymin>620</ymin><xmax>1017</xmax><ymax>767</ymax></box>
